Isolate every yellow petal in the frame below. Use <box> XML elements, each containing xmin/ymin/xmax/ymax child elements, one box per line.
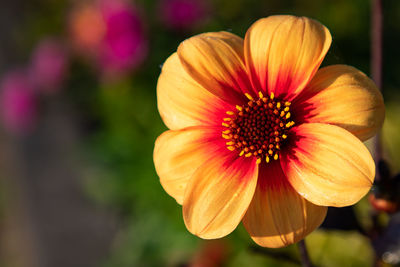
<box><xmin>157</xmin><ymin>53</ymin><xmax>231</xmax><ymax>130</ymax></box>
<box><xmin>177</xmin><ymin>31</ymin><xmax>254</xmax><ymax>104</ymax></box>
<box><xmin>243</xmin><ymin>162</ymin><xmax>327</xmax><ymax>248</ymax></box>
<box><xmin>281</xmin><ymin>123</ymin><xmax>375</xmax><ymax>207</ymax></box>
<box><xmin>183</xmin><ymin>153</ymin><xmax>258</xmax><ymax>239</ymax></box>
<box><xmin>244</xmin><ymin>15</ymin><xmax>331</xmax><ymax>100</ymax></box>
<box><xmin>293</xmin><ymin>65</ymin><xmax>385</xmax><ymax>141</ymax></box>
<box><xmin>153</xmin><ymin>127</ymin><xmax>220</xmax><ymax>204</ymax></box>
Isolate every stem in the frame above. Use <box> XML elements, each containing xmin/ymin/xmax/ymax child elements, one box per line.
<box><xmin>371</xmin><ymin>0</ymin><xmax>383</xmax><ymax>179</ymax></box>
<box><xmin>370</xmin><ymin>1</ymin><xmax>384</xmax><ymax>266</ymax></box>
<box><xmin>298</xmin><ymin>239</ymin><xmax>312</xmax><ymax>267</ymax></box>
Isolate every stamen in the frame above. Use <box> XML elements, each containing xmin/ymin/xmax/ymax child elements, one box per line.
<box><xmin>270</xmin><ymin>92</ymin><xmax>275</xmax><ymax>100</ymax></box>
<box><xmin>245</xmin><ymin>93</ymin><xmax>254</xmax><ymax>101</ymax></box>
<box><xmin>222</xmin><ymin>134</ymin><xmax>231</xmax><ymax>139</ymax></box>
<box><xmin>222</xmin><ymin>92</ymin><xmax>294</xmax><ymax>164</ymax></box>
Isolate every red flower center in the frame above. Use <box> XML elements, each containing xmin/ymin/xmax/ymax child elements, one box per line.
<box><xmin>222</xmin><ymin>92</ymin><xmax>295</xmax><ymax>164</ymax></box>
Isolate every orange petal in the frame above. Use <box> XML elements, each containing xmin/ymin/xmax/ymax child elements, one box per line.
<box><xmin>153</xmin><ymin>126</ymin><xmax>221</xmax><ymax>204</ymax></box>
<box><xmin>243</xmin><ymin>161</ymin><xmax>327</xmax><ymax>248</ymax></box>
<box><xmin>244</xmin><ymin>15</ymin><xmax>331</xmax><ymax>100</ymax></box>
<box><xmin>183</xmin><ymin>151</ymin><xmax>258</xmax><ymax>239</ymax></box>
<box><xmin>292</xmin><ymin>65</ymin><xmax>385</xmax><ymax>141</ymax></box>
<box><xmin>177</xmin><ymin>31</ymin><xmax>254</xmax><ymax>104</ymax></box>
<box><xmin>157</xmin><ymin>53</ymin><xmax>232</xmax><ymax>130</ymax></box>
<box><xmin>281</xmin><ymin>123</ymin><xmax>375</xmax><ymax>207</ymax></box>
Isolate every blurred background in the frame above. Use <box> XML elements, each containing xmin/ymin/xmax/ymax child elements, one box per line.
<box><xmin>0</xmin><ymin>0</ymin><xmax>399</xmax><ymax>266</ymax></box>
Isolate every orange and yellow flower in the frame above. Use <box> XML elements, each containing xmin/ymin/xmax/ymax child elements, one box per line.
<box><xmin>153</xmin><ymin>15</ymin><xmax>385</xmax><ymax>248</ymax></box>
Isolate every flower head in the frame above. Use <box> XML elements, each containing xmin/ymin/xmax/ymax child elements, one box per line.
<box><xmin>154</xmin><ymin>15</ymin><xmax>385</xmax><ymax>247</ymax></box>
<box><xmin>69</xmin><ymin>3</ymin><xmax>106</xmax><ymax>53</ymax></box>
<box><xmin>98</xmin><ymin>0</ymin><xmax>148</xmax><ymax>75</ymax></box>
<box><xmin>159</xmin><ymin>0</ymin><xmax>210</xmax><ymax>31</ymax></box>
<box><xmin>0</xmin><ymin>70</ymin><xmax>37</xmax><ymax>134</ymax></box>
<box><xmin>69</xmin><ymin>0</ymin><xmax>147</xmax><ymax>76</ymax></box>
<box><xmin>29</xmin><ymin>39</ymin><xmax>69</xmax><ymax>94</ymax></box>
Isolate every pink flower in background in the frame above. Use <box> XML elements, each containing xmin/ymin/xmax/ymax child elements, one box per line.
<box><xmin>159</xmin><ymin>0</ymin><xmax>209</xmax><ymax>31</ymax></box>
<box><xmin>0</xmin><ymin>71</ymin><xmax>37</xmax><ymax>134</ymax></box>
<box><xmin>69</xmin><ymin>0</ymin><xmax>148</xmax><ymax>77</ymax></box>
<box><xmin>30</xmin><ymin>39</ymin><xmax>69</xmax><ymax>94</ymax></box>
<box><xmin>98</xmin><ymin>0</ymin><xmax>148</xmax><ymax>75</ymax></box>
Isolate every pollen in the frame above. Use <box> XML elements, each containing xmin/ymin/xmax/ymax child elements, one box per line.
<box><xmin>222</xmin><ymin>91</ymin><xmax>295</xmax><ymax>164</ymax></box>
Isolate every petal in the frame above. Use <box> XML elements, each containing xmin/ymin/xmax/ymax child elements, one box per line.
<box><xmin>244</xmin><ymin>15</ymin><xmax>331</xmax><ymax>100</ymax></box>
<box><xmin>177</xmin><ymin>31</ymin><xmax>254</xmax><ymax>104</ymax></box>
<box><xmin>243</xmin><ymin>161</ymin><xmax>327</xmax><ymax>248</ymax></box>
<box><xmin>292</xmin><ymin>65</ymin><xmax>385</xmax><ymax>141</ymax></box>
<box><xmin>157</xmin><ymin>53</ymin><xmax>232</xmax><ymax>130</ymax></box>
<box><xmin>153</xmin><ymin>126</ymin><xmax>222</xmax><ymax>204</ymax></box>
<box><xmin>281</xmin><ymin>123</ymin><xmax>375</xmax><ymax>207</ymax></box>
<box><xmin>183</xmin><ymin>150</ymin><xmax>258</xmax><ymax>239</ymax></box>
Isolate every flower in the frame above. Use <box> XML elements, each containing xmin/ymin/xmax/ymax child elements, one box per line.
<box><xmin>29</xmin><ymin>39</ymin><xmax>69</xmax><ymax>94</ymax></box>
<box><xmin>153</xmin><ymin>15</ymin><xmax>385</xmax><ymax>248</ymax></box>
<box><xmin>69</xmin><ymin>0</ymin><xmax>148</xmax><ymax>77</ymax></box>
<box><xmin>159</xmin><ymin>0</ymin><xmax>210</xmax><ymax>31</ymax></box>
<box><xmin>98</xmin><ymin>0</ymin><xmax>148</xmax><ymax>75</ymax></box>
<box><xmin>0</xmin><ymin>70</ymin><xmax>37</xmax><ymax>134</ymax></box>
<box><xmin>69</xmin><ymin>3</ymin><xmax>106</xmax><ymax>54</ymax></box>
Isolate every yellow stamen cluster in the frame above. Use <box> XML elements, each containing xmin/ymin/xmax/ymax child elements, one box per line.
<box><xmin>222</xmin><ymin>91</ymin><xmax>295</xmax><ymax>164</ymax></box>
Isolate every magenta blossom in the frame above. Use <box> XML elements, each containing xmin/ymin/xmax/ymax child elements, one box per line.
<box><xmin>98</xmin><ymin>0</ymin><xmax>148</xmax><ymax>76</ymax></box>
<box><xmin>0</xmin><ymin>70</ymin><xmax>37</xmax><ymax>134</ymax></box>
<box><xmin>30</xmin><ymin>39</ymin><xmax>69</xmax><ymax>94</ymax></box>
<box><xmin>159</xmin><ymin>0</ymin><xmax>209</xmax><ymax>31</ymax></box>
